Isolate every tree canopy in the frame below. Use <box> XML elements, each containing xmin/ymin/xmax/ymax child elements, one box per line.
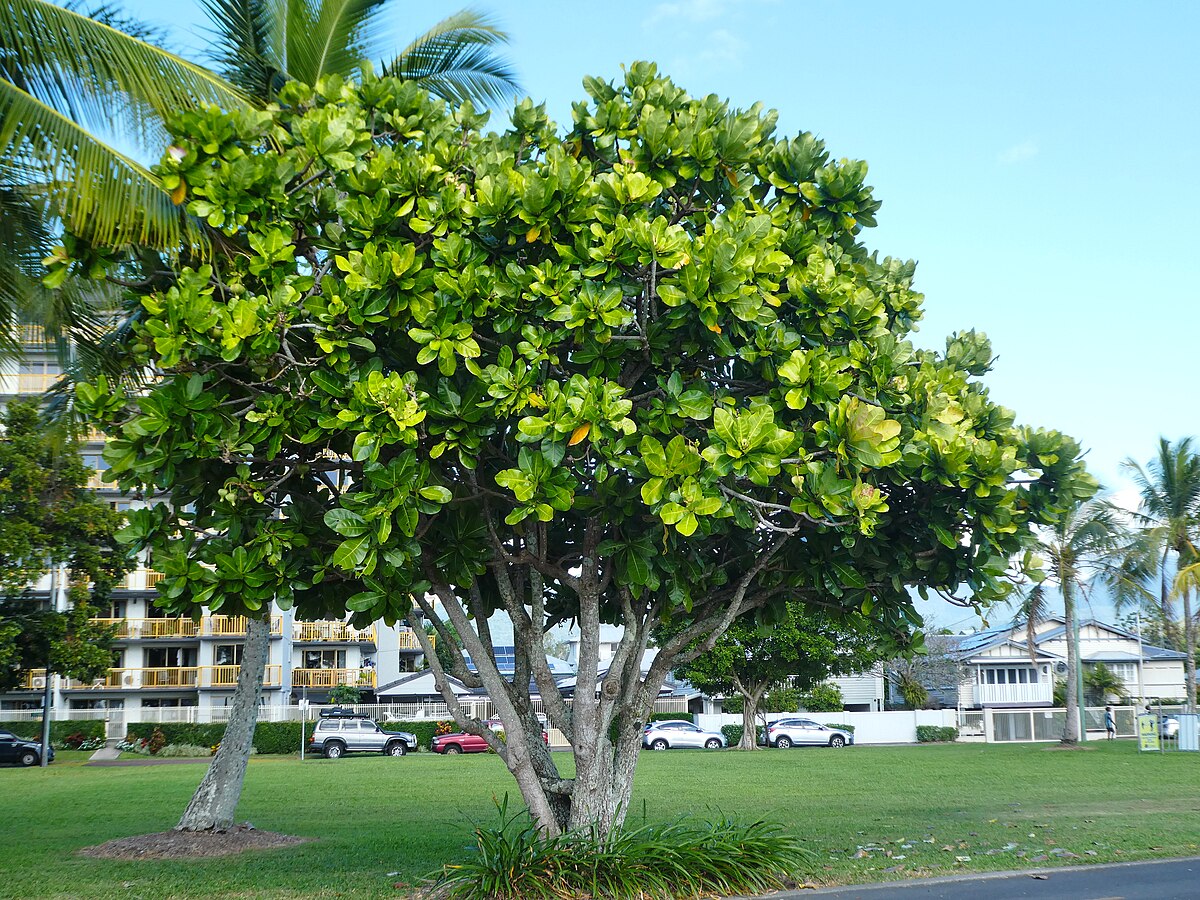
<box><xmin>73</xmin><ymin>62</ymin><xmax>1095</xmax><ymax>835</ymax></box>
<box><xmin>0</xmin><ymin>399</ymin><xmax>128</xmax><ymax>689</ymax></box>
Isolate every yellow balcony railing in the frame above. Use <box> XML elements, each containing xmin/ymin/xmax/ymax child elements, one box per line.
<box><xmin>291</xmin><ymin>668</ymin><xmax>376</xmax><ymax>688</ymax></box>
<box><xmin>64</xmin><ymin>667</ymin><xmax>199</xmax><ymax>689</ymax></box>
<box><xmin>18</xmin><ymin>669</ymin><xmax>49</xmax><ymax>690</ymax></box>
<box><xmin>91</xmin><ymin>617</ymin><xmax>199</xmax><ymax>639</ymax></box>
<box><xmin>145</xmin><ymin>571</ymin><xmax>166</xmax><ymax>588</ymax></box>
<box><xmin>397</xmin><ymin>628</ymin><xmax>431</xmax><ymax>650</ymax></box>
<box><xmin>293</xmin><ymin>622</ymin><xmax>376</xmax><ymax>643</ymax></box>
<box><xmin>18</xmin><ymin>324</ymin><xmax>47</xmax><ymax>346</ymax></box>
<box><xmin>200</xmin><ymin>665</ymin><xmax>282</xmax><ymax>688</ymax></box>
<box><xmin>119</xmin><ymin>569</ymin><xmax>167</xmax><ymax>590</ymax></box>
<box><xmin>86</xmin><ymin>470</ymin><xmax>112</xmax><ymax>489</ymax></box>
<box><xmin>17</xmin><ymin>373</ymin><xmax>59</xmax><ymax>393</ymax></box>
<box><xmin>201</xmin><ymin>615</ymin><xmax>284</xmax><ymax>637</ymax></box>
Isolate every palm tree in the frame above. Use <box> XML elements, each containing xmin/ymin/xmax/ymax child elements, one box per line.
<box><xmin>1122</xmin><ymin>439</ymin><xmax>1200</xmax><ymax>711</ymax></box>
<box><xmin>1019</xmin><ymin>499</ymin><xmax>1124</xmax><ymax>744</ymax></box>
<box><xmin>2</xmin><ymin>0</ymin><xmax>517</xmax><ymax>350</ymax></box>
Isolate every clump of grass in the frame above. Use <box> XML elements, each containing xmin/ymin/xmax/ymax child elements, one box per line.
<box><xmin>427</xmin><ymin>798</ymin><xmax>813</xmax><ymax>899</ymax></box>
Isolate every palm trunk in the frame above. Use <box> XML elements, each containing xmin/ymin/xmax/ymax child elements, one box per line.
<box><xmin>1184</xmin><ymin>586</ymin><xmax>1196</xmax><ymax>714</ymax></box>
<box><xmin>176</xmin><ymin>615</ymin><xmax>270</xmax><ymax>831</ymax></box>
<box><xmin>1062</xmin><ymin>586</ymin><xmax>1080</xmax><ymax>744</ymax></box>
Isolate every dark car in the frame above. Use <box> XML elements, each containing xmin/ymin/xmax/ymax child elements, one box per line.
<box><xmin>0</xmin><ymin>730</ymin><xmax>54</xmax><ymax>766</ymax></box>
<box><xmin>308</xmin><ymin>710</ymin><xmax>417</xmax><ymax>759</ymax></box>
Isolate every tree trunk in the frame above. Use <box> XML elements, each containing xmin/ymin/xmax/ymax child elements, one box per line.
<box><xmin>740</xmin><ymin>702</ymin><xmax>759</xmax><ymax>750</ymax></box>
<box><xmin>1061</xmin><ymin>587</ymin><xmax>1080</xmax><ymax>744</ymax></box>
<box><xmin>564</xmin><ymin>716</ymin><xmax>643</xmax><ymax>834</ymax></box>
<box><xmin>1184</xmin><ymin>586</ymin><xmax>1195</xmax><ymax>714</ymax></box>
<box><xmin>176</xmin><ymin>615</ymin><xmax>270</xmax><ymax>831</ymax></box>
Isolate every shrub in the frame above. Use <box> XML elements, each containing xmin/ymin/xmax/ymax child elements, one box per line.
<box><xmin>328</xmin><ymin>685</ymin><xmax>362</xmax><ymax>705</ymax></box>
<box><xmin>824</xmin><ymin>723</ymin><xmax>856</xmax><ymax>734</ymax></box>
<box><xmin>156</xmin><ymin>743</ymin><xmax>215</xmax><ymax>758</ymax></box>
<box><xmin>1</xmin><ymin>720</ymin><xmax>104</xmax><ymax>747</ymax></box>
<box><xmin>428</xmin><ymin>799</ymin><xmax>813</xmax><ymax>900</ymax></box>
<box><xmin>148</xmin><ymin>728</ymin><xmax>167</xmax><ymax>755</ymax></box>
<box><xmin>798</xmin><ymin>684</ymin><xmax>844</xmax><ymax>712</ymax></box>
<box><xmin>720</xmin><ymin>725</ymin><xmax>767</xmax><ymax>746</ymax></box>
<box><xmin>916</xmin><ymin>725</ymin><xmax>958</xmax><ymax>743</ymax></box>
<box><xmin>116</xmin><ymin>738</ymin><xmax>151</xmax><ymax>755</ymax></box>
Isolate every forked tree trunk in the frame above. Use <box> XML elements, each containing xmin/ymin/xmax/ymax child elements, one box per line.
<box><xmin>176</xmin><ymin>615</ymin><xmax>270</xmax><ymax>831</ymax></box>
<box><xmin>738</xmin><ymin>684</ymin><xmax>766</xmax><ymax>750</ymax></box>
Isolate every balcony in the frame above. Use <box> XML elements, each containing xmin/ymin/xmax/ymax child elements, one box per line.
<box><xmin>292</xmin><ymin>622</ymin><xmax>376</xmax><ymax>643</ymax></box>
<box><xmin>18</xmin><ymin>324</ymin><xmax>47</xmax><ymax>346</ymax></box>
<box><xmin>16</xmin><ymin>373</ymin><xmax>59</xmax><ymax>393</ymax></box>
<box><xmin>291</xmin><ymin>668</ymin><xmax>377</xmax><ymax>689</ymax></box>
<box><xmin>86</xmin><ymin>470</ymin><xmax>113</xmax><ymax>490</ymax></box>
<box><xmin>975</xmin><ymin>682</ymin><xmax>1054</xmax><ymax>706</ymax></box>
<box><xmin>92</xmin><ymin>617</ymin><xmax>200</xmax><ymax>639</ymax></box>
<box><xmin>200</xmin><ymin>665</ymin><xmax>282</xmax><ymax>688</ymax></box>
<box><xmin>397</xmin><ymin>628</ymin><xmax>430</xmax><ymax>650</ymax></box>
<box><xmin>63</xmin><ymin>665</ymin><xmax>283</xmax><ymax>689</ymax></box>
<box><xmin>65</xmin><ymin>667</ymin><xmax>200</xmax><ymax>690</ymax></box>
<box><xmin>15</xmin><ymin>669</ymin><xmax>49</xmax><ymax>690</ymax></box>
<box><xmin>202</xmin><ymin>616</ymin><xmax>284</xmax><ymax>637</ymax></box>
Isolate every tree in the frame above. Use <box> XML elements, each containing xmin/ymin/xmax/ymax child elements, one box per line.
<box><xmin>0</xmin><ymin>399</ymin><xmax>128</xmax><ymax>735</ymax></box>
<box><xmin>1019</xmin><ymin>499</ymin><xmax>1122</xmax><ymax>743</ymax></box>
<box><xmin>670</xmin><ymin>606</ymin><xmax>892</xmax><ymax>750</ymax></box>
<box><xmin>75</xmin><ymin>63</ymin><xmax>1094</xmax><ymax>838</ymax></box>
<box><xmin>886</xmin><ymin>632</ymin><xmax>966</xmax><ymax>709</ymax></box>
<box><xmin>1</xmin><ymin>0</ymin><xmax>248</xmax><ymax>310</ymax></box>
<box><xmin>328</xmin><ymin>684</ymin><xmax>362</xmax><ymax>705</ymax></box>
<box><xmin>1121</xmin><ymin>438</ymin><xmax>1200</xmax><ymax>711</ymax></box>
<box><xmin>1083</xmin><ymin>661</ymin><xmax>1126</xmax><ymax>706</ymax></box>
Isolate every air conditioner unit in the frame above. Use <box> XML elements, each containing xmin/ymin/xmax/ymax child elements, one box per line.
<box><xmin>1054</xmin><ymin>661</ymin><xmax>1069</xmax><ymax>675</ymax></box>
<box><xmin>31</xmin><ymin>676</ymin><xmax>46</xmax><ymax>690</ymax></box>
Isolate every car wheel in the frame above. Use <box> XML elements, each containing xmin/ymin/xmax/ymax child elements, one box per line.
<box><xmin>651</xmin><ymin>738</ymin><xmax>669</xmax><ymax>751</ymax></box>
<box><xmin>829</xmin><ymin>735</ymin><xmax>846</xmax><ymax>748</ymax></box>
<box><xmin>18</xmin><ymin>749</ymin><xmax>38</xmax><ymax>767</ymax></box>
<box><xmin>774</xmin><ymin>736</ymin><xmax>792</xmax><ymax>749</ymax></box>
<box><xmin>704</xmin><ymin>738</ymin><xmax>722</xmax><ymax>750</ymax></box>
<box><xmin>324</xmin><ymin>742</ymin><xmax>345</xmax><ymax>759</ymax></box>
<box><xmin>444</xmin><ymin>744</ymin><xmax>463</xmax><ymax>754</ymax></box>
<box><xmin>387</xmin><ymin>742</ymin><xmax>407</xmax><ymax>757</ymax></box>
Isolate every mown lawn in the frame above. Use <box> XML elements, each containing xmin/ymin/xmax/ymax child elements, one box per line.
<box><xmin>2</xmin><ymin>740</ymin><xmax>1199</xmax><ymax>899</ymax></box>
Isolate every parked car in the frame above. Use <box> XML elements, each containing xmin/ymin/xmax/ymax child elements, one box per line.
<box><xmin>433</xmin><ymin>719</ymin><xmax>548</xmax><ymax>754</ymax></box>
<box><xmin>1160</xmin><ymin>716</ymin><xmax>1180</xmax><ymax>739</ymax></box>
<box><xmin>308</xmin><ymin>711</ymin><xmax>417</xmax><ymax>759</ymax></box>
<box><xmin>765</xmin><ymin>717</ymin><xmax>853</xmax><ymax>748</ymax></box>
<box><xmin>0</xmin><ymin>730</ymin><xmax>54</xmax><ymax>766</ymax></box>
<box><xmin>642</xmin><ymin>720</ymin><xmax>726</xmax><ymax>751</ymax></box>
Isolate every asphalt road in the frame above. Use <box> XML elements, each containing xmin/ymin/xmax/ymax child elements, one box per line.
<box><xmin>762</xmin><ymin>857</ymin><xmax>1200</xmax><ymax>899</ymax></box>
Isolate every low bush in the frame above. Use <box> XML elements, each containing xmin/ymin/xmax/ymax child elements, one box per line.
<box><xmin>825</xmin><ymin>723</ymin><xmax>856</xmax><ymax>734</ymax></box>
<box><xmin>125</xmin><ymin>722</ymin><xmax>305</xmax><ymax>754</ymax></box>
<box><xmin>429</xmin><ymin>799</ymin><xmax>813</xmax><ymax>900</ymax></box>
<box><xmin>156</xmin><ymin>743</ymin><xmax>215</xmax><ymax>758</ymax></box>
<box><xmin>719</xmin><ymin>725</ymin><xmax>766</xmax><ymax>746</ymax></box>
<box><xmin>916</xmin><ymin>725</ymin><xmax>958</xmax><ymax>743</ymax></box>
<box><xmin>1</xmin><ymin>720</ymin><xmax>104</xmax><ymax>747</ymax></box>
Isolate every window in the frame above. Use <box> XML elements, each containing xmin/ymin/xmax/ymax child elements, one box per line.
<box><xmin>1106</xmin><ymin>662</ymin><xmax>1137</xmax><ymax>682</ymax></box>
<box><xmin>145</xmin><ymin>647</ymin><xmax>197</xmax><ymax>668</ymax></box>
<box><xmin>214</xmin><ymin>644</ymin><xmax>244</xmax><ymax>666</ymax></box>
<box><xmin>303</xmin><ymin>649</ymin><xmax>345</xmax><ymax>669</ymax></box>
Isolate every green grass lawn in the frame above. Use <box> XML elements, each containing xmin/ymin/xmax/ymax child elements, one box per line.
<box><xmin>2</xmin><ymin>741</ymin><xmax>1199</xmax><ymax>899</ymax></box>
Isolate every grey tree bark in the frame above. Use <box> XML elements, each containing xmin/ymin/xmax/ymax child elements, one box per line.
<box><xmin>176</xmin><ymin>614</ymin><xmax>270</xmax><ymax>831</ymax></box>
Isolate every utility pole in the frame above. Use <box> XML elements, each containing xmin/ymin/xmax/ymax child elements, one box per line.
<box><xmin>39</xmin><ymin>565</ymin><xmax>64</xmax><ymax>767</ymax></box>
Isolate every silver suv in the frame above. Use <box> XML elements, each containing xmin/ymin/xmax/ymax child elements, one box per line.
<box><xmin>309</xmin><ymin>712</ymin><xmax>417</xmax><ymax>759</ymax></box>
<box><xmin>766</xmin><ymin>717</ymin><xmax>853</xmax><ymax>748</ymax></box>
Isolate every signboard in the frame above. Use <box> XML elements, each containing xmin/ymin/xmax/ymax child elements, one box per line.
<box><xmin>1138</xmin><ymin>714</ymin><xmax>1160</xmax><ymax>752</ymax></box>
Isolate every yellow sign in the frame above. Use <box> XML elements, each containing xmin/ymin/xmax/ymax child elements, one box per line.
<box><xmin>1138</xmin><ymin>714</ymin><xmax>1160</xmax><ymax>751</ymax></box>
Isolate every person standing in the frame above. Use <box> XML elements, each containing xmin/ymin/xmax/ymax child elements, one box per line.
<box><xmin>1105</xmin><ymin>705</ymin><xmax>1116</xmax><ymax>740</ymax></box>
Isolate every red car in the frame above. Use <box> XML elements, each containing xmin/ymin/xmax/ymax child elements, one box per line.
<box><xmin>430</xmin><ymin>719</ymin><xmax>549</xmax><ymax>754</ymax></box>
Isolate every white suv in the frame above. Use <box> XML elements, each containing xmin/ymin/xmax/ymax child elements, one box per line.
<box><xmin>309</xmin><ymin>712</ymin><xmax>417</xmax><ymax>759</ymax></box>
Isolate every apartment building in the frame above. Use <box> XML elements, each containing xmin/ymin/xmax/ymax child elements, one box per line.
<box><xmin>0</xmin><ymin>326</ymin><xmax>427</xmax><ymax>723</ymax></box>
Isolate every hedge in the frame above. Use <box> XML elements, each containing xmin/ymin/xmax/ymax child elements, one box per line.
<box><xmin>916</xmin><ymin>725</ymin><xmax>958</xmax><ymax>743</ymax></box>
<box><xmin>124</xmin><ymin>719</ymin><xmax>461</xmax><ymax>754</ymax></box>
<box><xmin>1</xmin><ymin>720</ymin><xmax>105</xmax><ymax>748</ymax></box>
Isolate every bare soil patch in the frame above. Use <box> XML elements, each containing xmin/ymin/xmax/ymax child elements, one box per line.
<box><xmin>1042</xmin><ymin>743</ymin><xmax>1096</xmax><ymax>751</ymax></box>
<box><xmin>79</xmin><ymin>824</ymin><xmax>311</xmax><ymax>859</ymax></box>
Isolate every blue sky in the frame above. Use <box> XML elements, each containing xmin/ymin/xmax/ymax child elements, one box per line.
<box><xmin>118</xmin><ymin>0</ymin><xmax>1197</xmax><ymax>627</ymax></box>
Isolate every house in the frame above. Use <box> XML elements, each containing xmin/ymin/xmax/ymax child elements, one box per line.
<box><xmin>943</xmin><ymin>617</ymin><xmax>1186</xmax><ymax>709</ymax></box>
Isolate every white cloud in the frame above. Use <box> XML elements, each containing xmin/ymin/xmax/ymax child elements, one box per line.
<box><xmin>643</xmin><ymin>0</ymin><xmax>728</xmax><ymax>30</ymax></box>
<box><xmin>998</xmin><ymin>139</ymin><xmax>1039</xmax><ymax>165</ymax></box>
<box><xmin>696</xmin><ymin>28</ymin><xmax>748</xmax><ymax>67</ymax></box>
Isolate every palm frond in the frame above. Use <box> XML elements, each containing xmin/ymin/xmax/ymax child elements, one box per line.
<box><xmin>1</xmin><ymin>81</ymin><xmax>202</xmax><ymax>250</ymax></box>
<box><xmin>1</xmin><ymin>0</ymin><xmax>249</xmax><ymax>137</ymax></box>
<box><xmin>199</xmin><ymin>0</ymin><xmax>279</xmax><ymax>100</ymax></box>
<box><xmin>383</xmin><ymin>8</ymin><xmax>518</xmax><ymax>107</ymax></box>
<box><xmin>303</xmin><ymin>0</ymin><xmax>388</xmax><ymax>87</ymax></box>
